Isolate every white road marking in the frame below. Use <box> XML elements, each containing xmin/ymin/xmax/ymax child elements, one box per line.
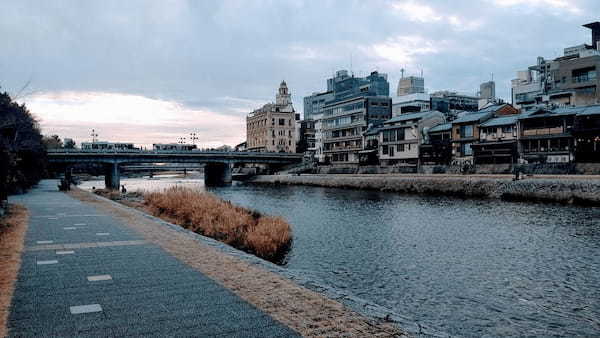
<box><xmin>70</xmin><ymin>304</ymin><xmax>103</xmax><ymax>314</ymax></box>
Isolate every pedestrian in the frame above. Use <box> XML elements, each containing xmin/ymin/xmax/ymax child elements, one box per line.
<box><xmin>121</xmin><ymin>185</ymin><xmax>127</xmax><ymax>194</ymax></box>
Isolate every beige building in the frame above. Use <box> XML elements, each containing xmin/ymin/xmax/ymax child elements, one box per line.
<box><xmin>246</xmin><ymin>81</ymin><xmax>297</xmax><ymax>153</ymax></box>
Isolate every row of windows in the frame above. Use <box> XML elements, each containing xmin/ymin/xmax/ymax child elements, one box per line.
<box><xmin>323</xmin><ymin>102</ymin><xmax>365</xmax><ymax>116</ymax></box>
<box><xmin>382</xmin><ymin>129</ymin><xmax>406</xmax><ymax>142</ymax></box>
<box><xmin>248</xmin><ymin>118</ymin><xmax>293</xmax><ymax>130</ymax></box>
<box><xmin>324</xmin><ymin>139</ymin><xmax>362</xmax><ymax>151</ymax></box>
<box><xmin>324</xmin><ymin>113</ymin><xmax>363</xmax><ymax>128</ymax></box>
<box><xmin>272</xmin><ymin>130</ymin><xmax>293</xmax><ymax>137</ymax></box>
<box><xmin>481</xmin><ymin>126</ymin><xmax>514</xmax><ymax>135</ymax></box>
<box><xmin>327</xmin><ymin>127</ymin><xmax>361</xmax><ymax>139</ymax></box>
<box><xmin>381</xmin><ymin>143</ymin><xmax>413</xmax><ymax>156</ymax></box>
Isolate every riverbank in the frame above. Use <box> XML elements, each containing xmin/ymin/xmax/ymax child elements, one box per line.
<box><xmin>249</xmin><ymin>174</ymin><xmax>600</xmax><ymax>206</ymax></box>
<box><xmin>67</xmin><ymin>187</ymin><xmax>407</xmax><ymax>337</ymax></box>
<box><xmin>0</xmin><ymin>205</ymin><xmax>28</xmax><ymax>337</ymax></box>
<box><xmin>93</xmin><ymin>187</ymin><xmax>293</xmax><ymax>263</ymax></box>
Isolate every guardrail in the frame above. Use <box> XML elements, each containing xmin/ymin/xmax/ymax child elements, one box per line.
<box><xmin>46</xmin><ymin>149</ymin><xmax>302</xmax><ymax>157</ymax></box>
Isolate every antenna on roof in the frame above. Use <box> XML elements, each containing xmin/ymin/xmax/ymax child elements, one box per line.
<box><xmin>350</xmin><ymin>53</ymin><xmax>354</xmax><ymax>77</ymax></box>
<box><xmin>491</xmin><ymin>73</ymin><xmax>494</xmax><ymax>81</ymax></box>
<box><xmin>401</xmin><ymin>68</ymin><xmax>405</xmax><ymax>78</ymax></box>
<box><xmin>420</xmin><ymin>69</ymin><xmax>423</xmax><ymax>78</ymax></box>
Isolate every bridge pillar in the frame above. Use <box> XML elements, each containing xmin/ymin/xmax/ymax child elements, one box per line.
<box><xmin>204</xmin><ymin>162</ymin><xmax>232</xmax><ymax>186</ymax></box>
<box><xmin>104</xmin><ymin>162</ymin><xmax>121</xmax><ymax>190</ymax></box>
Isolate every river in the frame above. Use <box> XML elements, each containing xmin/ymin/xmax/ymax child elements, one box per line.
<box><xmin>79</xmin><ymin>175</ymin><xmax>600</xmax><ymax>337</ymax></box>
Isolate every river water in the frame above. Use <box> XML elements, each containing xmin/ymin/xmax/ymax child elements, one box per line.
<box><xmin>79</xmin><ymin>175</ymin><xmax>600</xmax><ymax>337</ymax></box>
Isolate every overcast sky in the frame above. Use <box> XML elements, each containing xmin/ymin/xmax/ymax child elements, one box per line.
<box><xmin>1</xmin><ymin>0</ymin><xmax>599</xmax><ymax>147</ymax></box>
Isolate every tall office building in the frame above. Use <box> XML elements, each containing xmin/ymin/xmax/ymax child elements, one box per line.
<box><xmin>397</xmin><ymin>75</ymin><xmax>425</xmax><ymax>96</ymax></box>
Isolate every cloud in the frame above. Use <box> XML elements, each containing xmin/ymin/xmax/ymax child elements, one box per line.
<box><xmin>490</xmin><ymin>0</ymin><xmax>582</xmax><ymax>14</ymax></box>
<box><xmin>390</xmin><ymin>1</ymin><xmax>442</xmax><ymax>23</ymax></box>
<box><xmin>20</xmin><ymin>91</ymin><xmax>245</xmax><ymax>148</ymax></box>
<box><xmin>368</xmin><ymin>35</ymin><xmax>440</xmax><ymax>66</ymax></box>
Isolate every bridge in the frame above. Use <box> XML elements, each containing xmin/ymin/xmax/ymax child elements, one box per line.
<box><xmin>47</xmin><ymin>149</ymin><xmax>303</xmax><ymax>188</ymax></box>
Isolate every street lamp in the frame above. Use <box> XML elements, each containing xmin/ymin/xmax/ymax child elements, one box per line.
<box><xmin>189</xmin><ymin>132</ymin><xmax>198</xmax><ymax>145</ymax></box>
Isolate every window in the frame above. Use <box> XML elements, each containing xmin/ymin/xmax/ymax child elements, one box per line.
<box><xmin>389</xmin><ymin>146</ymin><xmax>394</xmax><ymax>157</ymax></box>
<box><xmin>501</xmin><ymin>126</ymin><xmax>513</xmax><ymax>134</ymax></box>
<box><xmin>382</xmin><ymin>145</ymin><xmax>388</xmax><ymax>155</ymax></box>
<box><xmin>396</xmin><ymin>144</ymin><xmax>404</xmax><ymax>152</ymax></box>
<box><xmin>572</xmin><ymin>67</ymin><xmax>597</xmax><ymax>83</ymax></box>
<box><xmin>460</xmin><ymin>125</ymin><xmax>473</xmax><ymax>138</ymax></box>
<box><xmin>383</xmin><ymin>130</ymin><xmax>396</xmax><ymax>142</ymax></box>
<box><xmin>396</xmin><ymin>129</ymin><xmax>405</xmax><ymax>141</ymax></box>
<box><xmin>272</xmin><ymin>118</ymin><xmax>275</xmax><ymax>125</ymax></box>
<box><xmin>279</xmin><ymin>119</ymin><xmax>285</xmax><ymax>126</ymax></box>
<box><xmin>462</xmin><ymin>143</ymin><xmax>473</xmax><ymax>156</ymax></box>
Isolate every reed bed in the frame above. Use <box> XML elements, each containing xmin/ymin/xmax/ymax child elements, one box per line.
<box><xmin>143</xmin><ymin>187</ymin><xmax>292</xmax><ymax>262</ymax></box>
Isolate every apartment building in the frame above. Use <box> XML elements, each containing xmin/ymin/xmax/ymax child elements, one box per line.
<box><xmin>512</xmin><ymin>22</ymin><xmax>600</xmax><ymax>110</ymax></box>
<box><xmin>322</xmin><ymin>96</ymin><xmax>391</xmax><ymax>164</ymax></box>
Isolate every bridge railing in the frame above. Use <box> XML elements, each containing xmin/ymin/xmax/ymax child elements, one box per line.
<box><xmin>46</xmin><ymin>149</ymin><xmax>303</xmax><ymax>157</ymax></box>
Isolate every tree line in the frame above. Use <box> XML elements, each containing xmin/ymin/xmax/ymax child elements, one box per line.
<box><xmin>0</xmin><ymin>91</ymin><xmax>47</xmax><ymax>206</ymax></box>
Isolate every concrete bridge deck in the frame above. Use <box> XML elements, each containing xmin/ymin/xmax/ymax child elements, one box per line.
<box><xmin>47</xmin><ymin>150</ymin><xmax>303</xmax><ymax>189</ymax></box>
<box><xmin>7</xmin><ymin>181</ymin><xmax>300</xmax><ymax>337</ymax></box>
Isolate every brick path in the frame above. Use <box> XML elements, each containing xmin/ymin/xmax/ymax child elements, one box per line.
<box><xmin>7</xmin><ymin>181</ymin><xmax>300</xmax><ymax>337</ymax></box>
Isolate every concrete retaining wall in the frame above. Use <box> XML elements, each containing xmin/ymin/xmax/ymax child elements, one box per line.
<box><xmin>250</xmin><ymin>174</ymin><xmax>600</xmax><ymax>206</ymax></box>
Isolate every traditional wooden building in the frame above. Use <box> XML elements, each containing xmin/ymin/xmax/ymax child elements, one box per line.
<box><xmin>573</xmin><ymin>105</ymin><xmax>600</xmax><ymax>162</ymax></box>
<box><xmin>518</xmin><ymin>107</ymin><xmax>576</xmax><ymax>163</ymax></box>
<box><xmin>471</xmin><ymin>115</ymin><xmax>521</xmax><ymax>164</ymax></box>
<box><xmin>419</xmin><ymin>122</ymin><xmax>452</xmax><ymax>165</ymax></box>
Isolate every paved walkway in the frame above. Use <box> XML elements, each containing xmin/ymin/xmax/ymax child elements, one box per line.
<box><xmin>7</xmin><ymin>181</ymin><xmax>299</xmax><ymax>337</ymax></box>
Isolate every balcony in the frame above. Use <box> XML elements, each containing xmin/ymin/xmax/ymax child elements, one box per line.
<box><xmin>522</xmin><ymin>127</ymin><xmax>564</xmax><ymax>136</ymax></box>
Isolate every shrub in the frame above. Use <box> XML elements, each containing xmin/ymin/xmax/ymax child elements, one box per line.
<box><xmin>143</xmin><ymin>187</ymin><xmax>292</xmax><ymax>262</ymax></box>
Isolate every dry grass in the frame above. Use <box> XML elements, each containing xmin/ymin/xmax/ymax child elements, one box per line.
<box><xmin>0</xmin><ymin>204</ymin><xmax>28</xmax><ymax>338</ymax></box>
<box><xmin>143</xmin><ymin>187</ymin><xmax>292</xmax><ymax>262</ymax></box>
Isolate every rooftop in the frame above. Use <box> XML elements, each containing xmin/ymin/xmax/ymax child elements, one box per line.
<box><xmin>385</xmin><ymin>110</ymin><xmax>442</xmax><ymax>124</ymax></box>
<box><xmin>428</xmin><ymin>122</ymin><xmax>452</xmax><ymax>133</ymax></box>
<box><xmin>480</xmin><ymin>114</ymin><xmax>526</xmax><ymax>127</ymax></box>
<box><xmin>452</xmin><ymin>111</ymin><xmax>493</xmax><ymax>124</ymax></box>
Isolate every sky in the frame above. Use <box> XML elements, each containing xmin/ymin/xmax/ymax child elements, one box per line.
<box><xmin>1</xmin><ymin>0</ymin><xmax>599</xmax><ymax>148</ymax></box>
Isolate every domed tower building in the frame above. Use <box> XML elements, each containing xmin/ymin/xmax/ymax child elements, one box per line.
<box><xmin>246</xmin><ymin>81</ymin><xmax>298</xmax><ymax>153</ymax></box>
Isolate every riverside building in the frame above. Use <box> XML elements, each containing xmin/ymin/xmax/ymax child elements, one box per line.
<box><xmin>304</xmin><ymin>70</ymin><xmax>390</xmax><ymax>163</ymax></box>
<box><xmin>512</xmin><ymin>21</ymin><xmax>600</xmax><ymax>110</ymax></box>
<box><xmin>246</xmin><ymin>81</ymin><xmax>298</xmax><ymax>153</ymax></box>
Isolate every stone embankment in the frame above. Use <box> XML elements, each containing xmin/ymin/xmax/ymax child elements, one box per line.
<box><xmin>249</xmin><ymin>174</ymin><xmax>600</xmax><ymax>206</ymax></box>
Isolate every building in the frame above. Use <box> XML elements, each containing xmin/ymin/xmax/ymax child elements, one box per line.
<box><xmin>518</xmin><ymin>107</ymin><xmax>577</xmax><ymax>163</ymax></box>
<box><xmin>296</xmin><ymin>119</ymin><xmax>315</xmax><ymax>154</ymax></box>
<box><xmin>303</xmin><ymin>90</ymin><xmax>333</xmax><ymax>121</ymax></box>
<box><xmin>377</xmin><ymin>110</ymin><xmax>445</xmax><ymax>166</ymax></box>
<box><xmin>397</xmin><ymin>75</ymin><xmax>425</xmax><ymax>96</ymax></box>
<box><xmin>430</xmin><ymin>90</ymin><xmax>480</xmax><ymax>120</ymax></box>
<box><xmin>512</xmin><ymin>22</ymin><xmax>600</xmax><ymax>110</ymax></box>
<box><xmin>304</xmin><ymin>70</ymin><xmax>391</xmax><ymax>163</ymax></box>
<box><xmin>573</xmin><ymin>105</ymin><xmax>600</xmax><ymax>162</ymax></box>
<box><xmin>471</xmin><ymin>114</ymin><xmax>521</xmax><ymax>164</ymax></box>
<box><xmin>478</xmin><ymin>81</ymin><xmax>496</xmax><ymax>109</ymax></box>
<box><xmin>322</xmin><ymin>96</ymin><xmax>391</xmax><ymax>164</ymax></box>
<box><xmin>246</xmin><ymin>81</ymin><xmax>298</xmax><ymax>153</ymax></box>
<box><xmin>392</xmin><ymin>93</ymin><xmax>431</xmax><ymax>116</ymax></box>
<box><xmin>359</xmin><ymin>125</ymin><xmax>384</xmax><ymax>165</ymax></box>
<box><xmin>313</xmin><ymin>112</ymin><xmax>325</xmax><ymax>162</ymax></box>
<box><xmin>451</xmin><ymin>111</ymin><xmax>494</xmax><ymax>164</ymax></box>
<box><xmin>419</xmin><ymin>122</ymin><xmax>453</xmax><ymax>165</ymax></box>
<box><xmin>480</xmin><ymin>81</ymin><xmax>496</xmax><ymax>101</ymax></box>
